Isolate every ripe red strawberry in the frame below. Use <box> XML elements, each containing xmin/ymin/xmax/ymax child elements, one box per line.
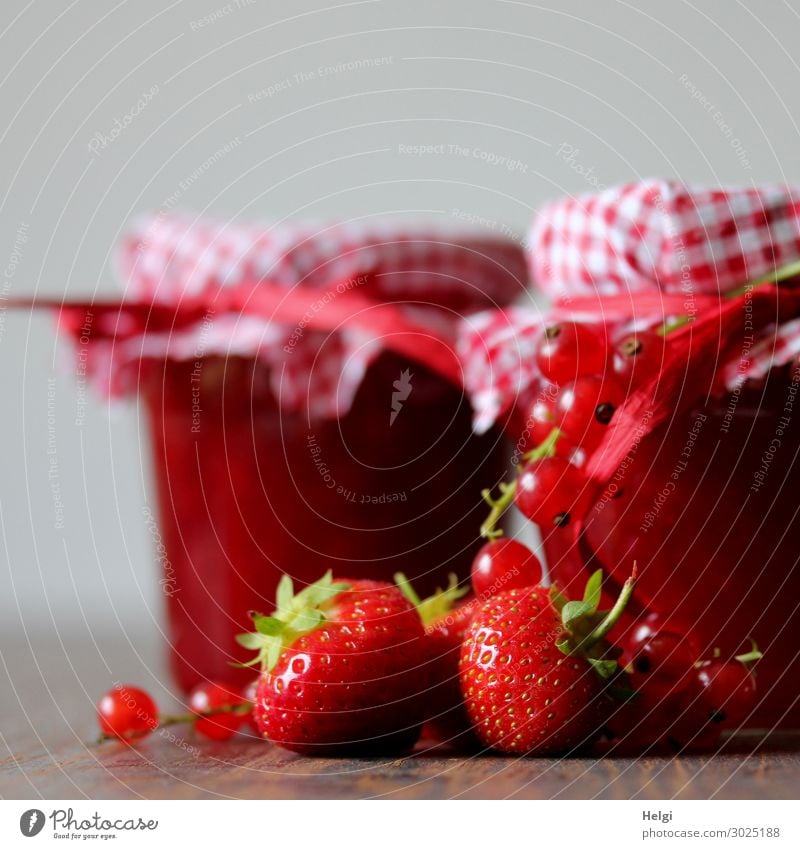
<box><xmin>460</xmin><ymin>569</ymin><xmax>635</xmax><ymax>754</ymax></box>
<box><xmin>395</xmin><ymin>573</ymin><xmax>478</xmax><ymax>746</ymax></box>
<box><xmin>239</xmin><ymin>571</ymin><xmax>427</xmax><ymax>755</ymax></box>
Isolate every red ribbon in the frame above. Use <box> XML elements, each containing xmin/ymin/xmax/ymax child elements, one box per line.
<box><xmin>571</xmin><ymin>281</ymin><xmax>800</xmax><ymax>485</ymax></box>
<box><xmin>8</xmin><ymin>276</ymin><xmax>465</xmax><ymax>389</ymax></box>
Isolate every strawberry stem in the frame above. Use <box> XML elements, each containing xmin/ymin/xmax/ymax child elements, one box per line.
<box><xmin>395</xmin><ymin>572</ymin><xmax>469</xmax><ymax>625</ymax></box>
<box><xmin>577</xmin><ymin>565</ymin><xmax>638</xmax><ymax>652</ymax></box>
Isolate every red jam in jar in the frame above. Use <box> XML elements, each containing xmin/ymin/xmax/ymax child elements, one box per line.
<box><xmin>144</xmin><ymin>352</ymin><xmax>505</xmax><ymax>692</ymax></box>
<box><xmin>542</xmin><ymin>372</ymin><xmax>800</xmax><ymax>728</ymax></box>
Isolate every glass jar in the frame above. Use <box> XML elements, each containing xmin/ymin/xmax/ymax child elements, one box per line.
<box><xmin>143</xmin><ymin>352</ymin><xmax>505</xmax><ymax>692</ymax></box>
<box><xmin>542</xmin><ymin>373</ymin><xmax>800</xmax><ymax>728</ymax></box>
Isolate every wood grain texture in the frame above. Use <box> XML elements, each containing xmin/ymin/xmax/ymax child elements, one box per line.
<box><xmin>1</xmin><ymin>633</ymin><xmax>797</xmax><ymax>800</ymax></box>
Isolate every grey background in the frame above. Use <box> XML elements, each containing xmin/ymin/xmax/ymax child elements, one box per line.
<box><xmin>1</xmin><ymin>0</ymin><xmax>798</xmax><ymax>645</ymax></box>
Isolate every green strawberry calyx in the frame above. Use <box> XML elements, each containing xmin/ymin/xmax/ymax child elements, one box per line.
<box><xmin>549</xmin><ymin>566</ymin><xmax>637</xmax><ymax>681</ymax></box>
<box><xmin>235</xmin><ymin>570</ymin><xmax>350</xmax><ymax>672</ymax></box>
<box><xmin>394</xmin><ymin>572</ymin><xmax>469</xmax><ymax>626</ymax></box>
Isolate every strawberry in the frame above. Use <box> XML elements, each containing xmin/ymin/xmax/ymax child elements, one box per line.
<box><xmin>395</xmin><ymin>573</ymin><xmax>478</xmax><ymax>746</ymax></box>
<box><xmin>459</xmin><ymin>569</ymin><xmax>635</xmax><ymax>755</ymax></box>
<box><xmin>238</xmin><ymin>571</ymin><xmax>427</xmax><ymax>755</ymax></box>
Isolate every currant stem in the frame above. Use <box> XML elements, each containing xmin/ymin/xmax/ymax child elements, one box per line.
<box><xmin>657</xmin><ymin>259</ymin><xmax>800</xmax><ymax>335</ymax></box>
<box><xmin>480</xmin><ymin>428</ymin><xmax>564</xmax><ymax>540</ymax></box>
<box><xmin>577</xmin><ymin>564</ymin><xmax>638</xmax><ymax>652</ymax></box>
<box><xmin>521</xmin><ymin>426</ymin><xmax>562</xmax><ymax>465</ymax></box>
<box><xmin>96</xmin><ymin>702</ymin><xmax>251</xmax><ymax>744</ymax></box>
<box><xmin>480</xmin><ymin>481</ymin><xmax>516</xmax><ymax>540</ymax></box>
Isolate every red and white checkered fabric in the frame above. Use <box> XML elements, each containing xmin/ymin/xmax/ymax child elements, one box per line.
<box><xmin>107</xmin><ymin>214</ymin><xmax>527</xmax><ymax>417</ymax></box>
<box><xmin>460</xmin><ymin>180</ymin><xmax>800</xmax><ymax>431</ymax></box>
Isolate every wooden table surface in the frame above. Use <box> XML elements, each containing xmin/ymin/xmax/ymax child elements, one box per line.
<box><xmin>2</xmin><ymin>632</ymin><xmax>798</xmax><ymax>800</ymax></box>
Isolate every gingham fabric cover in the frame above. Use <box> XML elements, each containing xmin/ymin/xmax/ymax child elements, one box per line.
<box><xmin>108</xmin><ymin>215</ymin><xmax>527</xmax><ymax>417</ymax></box>
<box><xmin>459</xmin><ymin>180</ymin><xmax>800</xmax><ymax>432</ymax></box>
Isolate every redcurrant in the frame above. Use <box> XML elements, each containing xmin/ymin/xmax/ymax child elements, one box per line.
<box><xmin>188</xmin><ymin>681</ymin><xmax>247</xmax><ymax>741</ymax></box>
<box><xmin>613</xmin><ymin>330</ymin><xmax>665</xmax><ymax>385</ymax></box>
<box><xmin>524</xmin><ymin>395</ymin><xmax>558</xmax><ymax>447</ymax></box>
<box><xmin>535</xmin><ymin>322</ymin><xmax>609</xmax><ymax>384</ymax></box>
<box><xmin>514</xmin><ymin>457</ymin><xmax>595</xmax><ymax>528</ymax></box>
<box><xmin>471</xmin><ymin>539</ymin><xmax>543</xmax><ymax>598</ymax></box>
<box><xmin>695</xmin><ymin>660</ymin><xmax>757</xmax><ymax>727</ymax></box>
<box><xmin>556</xmin><ymin>375</ymin><xmax>626</xmax><ymax>449</ymax></box>
<box><xmin>97</xmin><ymin>685</ymin><xmax>158</xmax><ymax>742</ymax></box>
<box><xmin>627</xmin><ymin>630</ymin><xmax>695</xmax><ymax>699</ymax></box>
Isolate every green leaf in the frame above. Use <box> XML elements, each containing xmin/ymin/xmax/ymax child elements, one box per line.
<box><xmin>405</xmin><ymin>573</ymin><xmax>469</xmax><ymax>625</ymax></box>
<box><xmin>266</xmin><ymin>640</ymin><xmax>282</xmax><ymax>672</ymax></box>
<box><xmin>555</xmin><ymin>636</ymin><xmax>573</xmax><ymax>656</ymax></box>
<box><xmin>394</xmin><ymin>572</ymin><xmax>422</xmax><ymax>608</ymax></box>
<box><xmin>253</xmin><ymin>615</ymin><xmax>286</xmax><ymax>636</ymax></box>
<box><xmin>549</xmin><ymin>585</ymin><xmax>569</xmax><ymax>613</ymax></box>
<box><xmin>295</xmin><ymin>571</ymin><xmax>350</xmax><ymax>610</ymax></box>
<box><xmin>587</xmin><ymin>657</ymin><xmax>618</xmax><ymax>679</ymax></box>
<box><xmin>276</xmin><ymin>574</ymin><xmax>294</xmax><ymax>612</ymax></box>
<box><xmin>287</xmin><ymin>608</ymin><xmax>324</xmax><ymax>634</ymax></box>
<box><xmin>235</xmin><ymin>632</ymin><xmax>266</xmax><ymax>650</ymax></box>
<box><xmin>561</xmin><ymin>599</ymin><xmax>594</xmax><ymax>629</ymax></box>
<box><xmin>582</xmin><ymin>569</ymin><xmax>603</xmax><ymax>613</ymax></box>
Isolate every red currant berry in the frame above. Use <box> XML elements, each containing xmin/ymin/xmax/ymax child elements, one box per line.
<box><xmin>553</xmin><ymin>435</ymin><xmax>588</xmax><ymax>468</ymax></box>
<box><xmin>535</xmin><ymin>322</ymin><xmax>609</xmax><ymax>384</ymax></box>
<box><xmin>628</xmin><ymin>630</ymin><xmax>696</xmax><ymax>699</ymax></box>
<box><xmin>188</xmin><ymin>681</ymin><xmax>246</xmax><ymax>741</ymax></box>
<box><xmin>471</xmin><ymin>539</ymin><xmax>543</xmax><ymax>598</ymax></box>
<box><xmin>524</xmin><ymin>395</ymin><xmax>558</xmax><ymax>447</ymax></box>
<box><xmin>695</xmin><ymin>660</ymin><xmax>757</xmax><ymax>727</ymax></box>
<box><xmin>613</xmin><ymin>330</ymin><xmax>665</xmax><ymax>385</ymax></box>
<box><xmin>514</xmin><ymin>457</ymin><xmax>595</xmax><ymax>528</ymax></box>
<box><xmin>556</xmin><ymin>375</ymin><xmax>626</xmax><ymax>449</ymax></box>
<box><xmin>97</xmin><ymin>685</ymin><xmax>158</xmax><ymax>742</ymax></box>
